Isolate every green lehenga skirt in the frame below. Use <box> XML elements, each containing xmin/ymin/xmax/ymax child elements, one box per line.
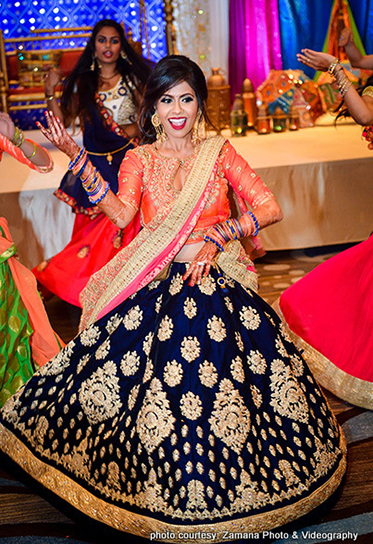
<box><xmin>0</xmin><ymin>237</ymin><xmax>36</xmax><ymax>407</ymax></box>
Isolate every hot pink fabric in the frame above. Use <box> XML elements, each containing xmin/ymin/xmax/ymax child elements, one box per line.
<box><xmin>229</xmin><ymin>0</ymin><xmax>283</xmax><ymax>94</ymax></box>
<box><xmin>279</xmin><ymin>236</ymin><xmax>373</xmax><ymax>381</ymax></box>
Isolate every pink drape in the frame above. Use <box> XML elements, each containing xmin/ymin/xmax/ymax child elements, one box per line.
<box><xmin>229</xmin><ymin>0</ymin><xmax>283</xmax><ymax>95</ymax></box>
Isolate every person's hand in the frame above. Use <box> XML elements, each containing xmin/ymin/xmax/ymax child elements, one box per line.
<box><xmin>297</xmin><ymin>49</ymin><xmax>337</xmax><ymax>72</ymax></box>
<box><xmin>37</xmin><ymin>110</ymin><xmax>80</xmax><ymax>159</ymax></box>
<box><xmin>339</xmin><ymin>28</ymin><xmax>353</xmax><ymax>48</ymax></box>
<box><xmin>182</xmin><ymin>241</ymin><xmax>219</xmax><ymax>287</ymax></box>
<box><xmin>0</xmin><ymin>111</ymin><xmax>15</xmax><ymax>140</ymax></box>
<box><xmin>44</xmin><ymin>67</ymin><xmax>62</xmax><ymax>95</ymax></box>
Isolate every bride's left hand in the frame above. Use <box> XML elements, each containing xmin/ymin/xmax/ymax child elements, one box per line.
<box><xmin>183</xmin><ymin>241</ymin><xmax>219</xmax><ymax>286</ymax></box>
<box><xmin>37</xmin><ymin>110</ymin><xmax>80</xmax><ymax>159</ymax></box>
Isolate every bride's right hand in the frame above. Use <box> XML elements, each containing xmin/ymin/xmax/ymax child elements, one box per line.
<box><xmin>37</xmin><ymin>110</ymin><xmax>80</xmax><ymax>159</ymax></box>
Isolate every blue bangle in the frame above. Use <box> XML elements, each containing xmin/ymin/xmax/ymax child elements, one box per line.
<box><xmin>204</xmin><ymin>235</ymin><xmax>225</xmax><ymax>252</ymax></box>
<box><xmin>225</xmin><ymin>219</ymin><xmax>238</xmax><ymax>240</ymax></box>
<box><xmin>246</xmin><ymin>211</ymin><xmax>259</xmax><ymax>237</ymax></box>
<box><xmin>75</xmin><ymin>155</ymin><xmax>89</xmax><ymax>179</ymax></box>
<box><xmin>90</xmin><ymin>182</ymin><xmax>109</xmax><ymax>204</ymax></box>
<box><xmin>68</xmin><ymin>147</ymin><xmax>85</xmax><ymax>171</ymax></box>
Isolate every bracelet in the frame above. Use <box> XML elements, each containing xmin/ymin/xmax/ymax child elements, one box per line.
<box><xmin>45</xmin><ymin>94</ymin><xmax>55</xmax><ymax>101</ymax></box>
<box><xmin>327</xmin><ymin>58</ymin><xmax>339</xmax><ymax>76</ymax></box>
<box><xmin>336</xmin><ymin>71</ymin><xmax>352</xmax><ymax>97</ymax></box>
<box><xmin>24</xmin><ymin>141</ymin><xmax>38</xmax><ymax>159</ymax></box>
<box><xmin>75</xmin><ymin>155</ymin><xmax>90</xmax><ymax>179</ymax></box>
<box><xmin>204</xmin><ymin>235</ymin><xmax>225</xmax><ymax>252</ymax></box>
<box><xmin>246</xmin><ymin>210</ymin><xmax>259</xmax><ymax>237</ymax></box>
<box><xmin>68</xmin><ymin>147</ymin><xmax>86</xmax><ymax>171</ymax></box>
<box><xmin>90</xmin><ymin>182</ymin><xmax>109</xmax><ymax>204</ymax></box>
<box><xmin>11</xmin><ymin>126</ymin><xmax>25</xmax><ymax>147</ymax></box>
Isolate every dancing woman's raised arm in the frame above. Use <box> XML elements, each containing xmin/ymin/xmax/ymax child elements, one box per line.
<box><xmin>297</xmin><ymin>49</ymin><xmax>373</xmax><ymax>126</ymax></box>
<box><xmin>38</xmin><ymin>111</ymin><xmax>136</xmax><ymax>228</ymax></box>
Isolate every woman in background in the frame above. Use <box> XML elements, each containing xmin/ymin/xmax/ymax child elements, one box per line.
<box><xmin>275</xmin><ymin>47</ymin><xmax>373</xmax><ymax>409</ymax></box>
<box><xmin>0</xmin><ymin>112</ymin><xmax>62</xmax><ymax>407</ymax></box>
<box><xmin>33</xmin><ymin>19</ymin><xmax>151</xmax><ymax>307</ymax></box>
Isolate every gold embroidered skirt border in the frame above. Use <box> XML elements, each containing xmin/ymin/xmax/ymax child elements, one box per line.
<box><xmin>273</xmin><ymin>300</ymin><xmax>373</xmax><ymax>410</ymax></box>
<box><xmin>0</xmin><ymin>423</ymin><xmax>346</xmax><ymax>543</ymax></box>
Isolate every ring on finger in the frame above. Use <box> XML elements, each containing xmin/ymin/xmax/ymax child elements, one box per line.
<box><xmin>197</xmin><ymin>261</ymin><xmax>205</xmax><ymax>266</ymax></box>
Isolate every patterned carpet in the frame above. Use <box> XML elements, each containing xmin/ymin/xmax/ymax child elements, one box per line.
<box><xmin>0</xmin><ymin>244</ymin><xmax>372</xmax><ymax>544</ymax></box>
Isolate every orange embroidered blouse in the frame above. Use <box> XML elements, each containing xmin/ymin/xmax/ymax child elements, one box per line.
<box><xmin>118</xmin><ymin>139</ymin><xmax>274</xmax><ymax>243</ymax></box>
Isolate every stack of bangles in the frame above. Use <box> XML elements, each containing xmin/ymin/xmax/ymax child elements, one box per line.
<box><xmin>11</xmin><ymin>126</ymin><xmax>25</xmax><ymax>147</ymax></box>
<box><xmin>328</xmin><ymin>58</ymin><xmax>352</xmax><ymax>98</ymax></box>
<box><xmin>11</xmin><ymin>127</ymin><xmax>40</xmax><ymax>159</ymax></box>
<box><xmin>204</xmin><ymin>211</ymin><xmax>259</xmax><ymax>252</ymax></box>
<box><xmin>68</xmin><ymin>147</ymin><xmax>109</xmax><ymax>204</ymax></box>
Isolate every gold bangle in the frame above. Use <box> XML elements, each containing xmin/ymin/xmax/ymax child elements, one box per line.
<box><xmin>328</xmin><ymin>58</ymin><xmax>339</xmax><ymax>76</ymax></box>
<box><xmin>45</xmin><ymin>95</ymin><xmax>55</xmax><ymax>101</ymax></box>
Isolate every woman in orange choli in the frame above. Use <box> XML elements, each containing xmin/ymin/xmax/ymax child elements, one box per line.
<box><xmin>0</xmin><ymin>112</ymin><xmax>63</xmax><ymax>406</ymax></box>
<box><xmin>0</xmin><ymin>57</ymin><xmax>346</xmax><ymax>540</ymax></box>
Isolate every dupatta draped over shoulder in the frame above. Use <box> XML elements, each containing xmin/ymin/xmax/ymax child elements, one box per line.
<box><xmin>80</xmin><ymin>135</ymin><xmax>226</xmax><ymax>329</ymax></box>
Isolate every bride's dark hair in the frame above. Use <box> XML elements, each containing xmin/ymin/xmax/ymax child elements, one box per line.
<box><xmin>139</xmin><ymin>55</ymin><xmax>209</xmax><ymax>143</ymax></box>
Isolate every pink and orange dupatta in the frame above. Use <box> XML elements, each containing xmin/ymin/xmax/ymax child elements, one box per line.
<box><xmin>79</xmin><ymin>135</ymin><xmax>225</xmax><ymax>330</ymax></box>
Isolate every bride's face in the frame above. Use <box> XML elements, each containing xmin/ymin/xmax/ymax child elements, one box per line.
<box><xmin>156</xmin><ymin>81</ymin><xmax>198</xmax><ymax>142</ymax></box>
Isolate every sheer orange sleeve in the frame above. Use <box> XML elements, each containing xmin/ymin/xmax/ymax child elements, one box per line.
<box><xmin>117</xmin><ymin>150</ymin><xmax>144</xmax><ymax>211</ymax></box>
<box><xmin>220</xmin><ymin>141</ymin><xmax>274</xmax><ymax>208</ymax></box>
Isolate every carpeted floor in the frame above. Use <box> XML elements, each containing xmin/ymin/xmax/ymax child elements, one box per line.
<box><xmin>0</xmin><ymin>244</ymin><xmax>372</xmax><ymax>544</ymax></box>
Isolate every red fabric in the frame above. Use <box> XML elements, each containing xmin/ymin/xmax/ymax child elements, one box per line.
<box><xmin>279</xmin><ymin>236</ymin><xmax>373</xmax><ymax>381</ymax></box>
<box><xmin>33</xmin><ymin>212</ymin><xmax>141</xmax><ymax>307</ymax></box>
<box><xmin>58</xmin><ymin>50</ymin><xmax>81</xmax><ymax>77</ymax></box>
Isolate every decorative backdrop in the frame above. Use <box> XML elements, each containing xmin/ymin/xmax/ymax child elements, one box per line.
<box><xmin>229</xmin><ymin>0</ymin><xmax>373</xmax><ymax>96</ymax></box>
<box><xmin>0</xmin><ymin>0</ymin><xmax>167</xmax><ymax>60</ymax></box>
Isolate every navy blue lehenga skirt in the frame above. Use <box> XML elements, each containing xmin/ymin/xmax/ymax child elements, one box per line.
<box><xmin>0</xmin><ymin>263</ymin><xmax>346</xmax><ymax>542</ymax></box>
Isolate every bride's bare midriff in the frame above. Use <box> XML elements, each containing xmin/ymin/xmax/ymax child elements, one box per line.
<box><xmin>174</xmin><ymin>241</ymin><xmax>205</xmax><ymax>263</ymax></box>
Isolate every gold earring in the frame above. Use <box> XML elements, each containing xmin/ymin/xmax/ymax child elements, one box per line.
<box><xmin>191</xmin><ymin>109</ymin><xmax>205</xmax><ymax>145</ymax></box>
<box><xmin>90</xmin><ymin>54</ymin><xmax>96</xmax><ymax>71</ymax></box>
<box><xmin>151</xmin><ymin>112</ymin><xmax>167</xmax><ymax>144</ymax></box>
<box><xmin>121</xmin><ymin>49</ymin><xmax>132</xmax><ymax>65</ymax></box>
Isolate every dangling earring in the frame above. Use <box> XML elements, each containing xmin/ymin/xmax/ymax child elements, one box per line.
<box><xmin>151</xmin><ymin>112</ymin><xmax>167</xmax><ymax>144</ymax></box>
<box><xmin>90</xmin><ymin>53</ymin><xmax>96</xmax><ymax>71</ymax></box>
<box><xmin>121</xmin><ymin>49</ymin><xmax>132</xmax><ymax>65</ymax></box>
<box><xmin>191</xmin><ymin>109</ymin><xmax>205</xmax><ymax>145</ymax></box>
